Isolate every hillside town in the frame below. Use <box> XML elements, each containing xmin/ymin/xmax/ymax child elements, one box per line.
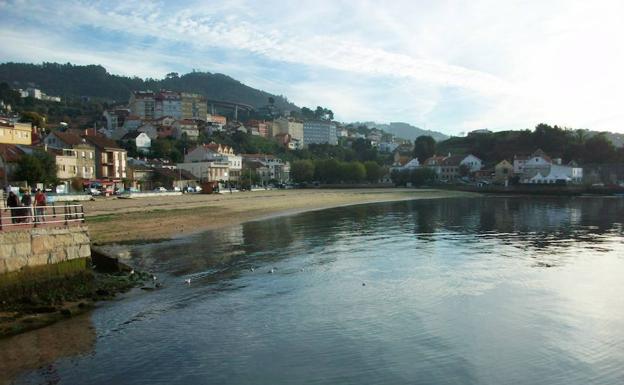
<box><xmin>0</xmin><ymin>85</ymin><xmax>621</xmax><ymax>198</ymax></box>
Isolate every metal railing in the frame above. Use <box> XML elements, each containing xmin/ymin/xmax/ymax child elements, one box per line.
<box><xmin>0</xmin><ymin>202</ymin><xmax>85</xmax><ymax>230</ymax></box>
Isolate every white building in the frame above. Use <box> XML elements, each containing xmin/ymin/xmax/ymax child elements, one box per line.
<box><xmin>121</xmin><ymin>132</ymin><xmax>151</xmax><ymax>154</ymax></box>
<box><xmin>303</xmin><ymin>121</ymin><xmax>337</xmax><ymax>146</ymax></box>
<box><xmin>527</xmin><ymin>164</ymin><xmax>583</xmax><ymax>184</ymax></box>
<box><xmin>184</xmin><ymin>143</ymin><xmax>242</xmax><ymax>181</ymax></box>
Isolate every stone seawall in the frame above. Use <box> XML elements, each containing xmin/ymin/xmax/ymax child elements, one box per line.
<box><xmin>0</xmin><ymin>226</ymin><xmax>91</xmax><ymax>275</ymax></box>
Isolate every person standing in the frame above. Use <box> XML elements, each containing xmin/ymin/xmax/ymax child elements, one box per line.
<box><xmin>34</xmin><ymin>189</ymin><xmax>47</xmax><ymax>223</ymax></box>
<box><xmin>6</xmin><ymin>191</ymin><xmax>20</xmax><ymax>224</ymax></box>
<box><xmin>20</xmin><ymin>189</ymin><xmax>33</xmax><ymax>223</ymax></box>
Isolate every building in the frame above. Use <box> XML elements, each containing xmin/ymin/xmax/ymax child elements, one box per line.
<box><xmin>173</xmin><ymin>119</ymin><xmax>200</xmax><ymax>141</ymax></box>
<box><xmin>494</xmin><ymin>160</ymin><xmax>514</xmax><ymax>183</ymax></box>
<box><xmin>129</xmin><ymin>91</ymin><xmax>156</xmax><ymax>120</ymax></box>
<box><xmin>155</xmin><ymin>91</ymin><xmax>182</xmax><ymax>119</ymax></box>
<box><xmin>379</xmin><ymin>142</ymin><xmax>399</xmax><ymax>153</ymax></box>
<box><xmin>242</xmin><ymin>154</ymin><xmax>290</xmax><ymax>183</ymax></box>
<box><xmin>439</xmin><ymin>154</ymin><xmax>483</xmax><ymax>181</ymax></box>
<box><xmin>246</xmin><ymin>120</ymin><xmax>270</xmax><ymax>137</ymax></box>
<box><xmin>303</xmin><ymin>121</ymin><xmax>337</xmax><ymax>146</ymax></box>
<box><xmin>18</xmin><ymin>88</ymin><xmax>61</xmax><ymax>102</ymax></box>
<box><xmin>43</xmin><ymin>130</ymin><xmax>83</xmax><ymax>149</ymax></box>
<box><xmin>207</xmin><ymin>114</ymin><xmax>227</xmax><ymax>127</ymax></box>
<box><xmin>526</xmin><ymin>164</ymin><xmax>584</xmax><ymax>184</ymax></box>
<box><xmin>513</xmin><ymin>149</ymin><xmax>551</xmax><ymax>175</ymax></box>
<box><xmin>272</xmin><ymin>117</ymin><xmax>303</xmax><ymax>142</ymax></box>
<box><xmin>274</xmin><ymin>133</ymin><xmax>302</xmax><ymax>150</ymax></box>
<box><xmin>0</xmin><ymin>143</ymin><xmax>25</xmax><ymax>185</ymax></box>
<box><xmin>84</xmin><ymin>136</ymin><xmax>127</xmax><ymax>183</ymax></box>
<box><xmin>422</xmin><ymin>155</ymin><xmax>447</xmax><ymax>177</ymax></box>
<box><xmin>184</xmin><ymin>143</ymin><xmax>242</xmax><ymax>181</ymax></box>
<box><xmin>0</xmin><ymin>120</ymin><xmax>32</xmax><ymax>145</ymax></box>
<box><xmin>176</xmin><ymin>160</ymin><xmax>230</xmax><ymax>182</ymax></box>
<box><xmin>121</xmin><ymin>132</ymin><xmax>151</xmax><ymax>154</ymax></box>
<box><xmin>181</xmin><ymin>93</ymin><xmax>207</xmax><ymax>120</ymax></box>
<box><xmin>103</xmin><ymin>109</ymin><xmax>130</xmax><ymax>131</ymax></box>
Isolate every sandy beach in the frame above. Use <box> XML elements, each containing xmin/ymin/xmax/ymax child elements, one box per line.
<box><xmin>84</xmin><ymin>188</ymin><xmax>477</xmax><ymax>244</ymax></box>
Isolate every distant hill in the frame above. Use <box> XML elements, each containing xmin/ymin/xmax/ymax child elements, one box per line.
<box><xmin>0</xmin><ymin>62</ymin><xmax>298</xmax><ymax>111</ymax></box>
<box><xmin>360</xmin><ymin>121</ymin><xmax>448</xmax><ymax>142</ymax></box>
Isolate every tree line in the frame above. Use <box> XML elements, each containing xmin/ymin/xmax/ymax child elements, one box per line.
<box><xmin>290</xmin><ymin>159</ymin><xmax>385</xmax><ymax>184</ymax></box>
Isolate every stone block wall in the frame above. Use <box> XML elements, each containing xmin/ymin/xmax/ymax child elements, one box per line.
<box><xmin>0</xmin><ymin>226</ymin><xmax>91</xmax><ymax>274</ymax></box>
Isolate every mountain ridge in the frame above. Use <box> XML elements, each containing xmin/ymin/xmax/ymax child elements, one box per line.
<box><xmin>0</xmin><ymin>62</ymin><xmax>298</xmax><ymax>111</ymax></box>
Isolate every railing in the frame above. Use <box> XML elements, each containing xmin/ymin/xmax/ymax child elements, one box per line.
<box><xmin>0</xmin><ymin>202</ymin><xmax>85</xmax><ymax>231</ymax></box>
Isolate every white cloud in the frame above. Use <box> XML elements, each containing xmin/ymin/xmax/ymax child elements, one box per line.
<box><xmin>0</xmin><ymin>0</ymin><xmax>623</xmax><ymax>133</ymax></box>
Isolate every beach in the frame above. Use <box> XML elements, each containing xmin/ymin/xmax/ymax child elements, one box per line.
<box><xmin>85</xmin><ymin>188</ymin><xmax>477</xmax><ymax>244</ymax></box>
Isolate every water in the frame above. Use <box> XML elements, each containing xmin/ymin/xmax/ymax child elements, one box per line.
<box><xmin>3</xmin><ymin>197</ymin><xmax>624</xmax><ymax>385</ymax></box>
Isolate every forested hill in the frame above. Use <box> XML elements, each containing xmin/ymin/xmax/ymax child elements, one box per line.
<box><xmin>0</xmin><ymin>62</ymin><xmax>298</xmax><ymax>110</ymax></box>
<box><xmin>436</xmin><ymin>124</ymin><xmax>624</xmax><ymax>166</ymax></box>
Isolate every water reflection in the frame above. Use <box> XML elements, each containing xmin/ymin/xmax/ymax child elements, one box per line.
<box><xmin>7</xmin><ymin>197</ymin><xmax>624</xmax><ymax>385</ymax></box>
<box><xmin>0</xmin><ymin>313</ymin><xmax>95</xmax><ymax>385</ymax></box>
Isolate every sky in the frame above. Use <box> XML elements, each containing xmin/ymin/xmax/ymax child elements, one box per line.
<box><xmin>1</xmin><ymin>0</ymin><xmax>623</xmax><ymax>135</ymax></box>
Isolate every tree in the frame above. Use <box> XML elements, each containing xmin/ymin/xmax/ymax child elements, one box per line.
<box><xmin>414</xmin><ymin>136</ymin><xmax>436</xmax><ymax>163</ymax></box>
<box><xmin>19</xmin><ymin>111</ymin><xmax>45</xmax><ymax>127</ymax></box>
<box><xmin>15</xmin><ymin>151</ymin><xmax>58</xmax><ymax>186</ymax></box>
<box><xmin>409</xmin><ymin>168</ymin><xmax>436</xmax><ymax>186</ymax></box>
<box><xmin>364</xmin><ymin>161</ymin><xmax>382</xmax><ymax>183</ymax></box>
<box><xmin>290</xmin><ymin>160</ymin><xmax>315</xmax><ymax>183</ymax></box>
<box><xmin>337</xmin><ymin>161</ymin><xmax>366</xmax><ymax>183</ymax></box>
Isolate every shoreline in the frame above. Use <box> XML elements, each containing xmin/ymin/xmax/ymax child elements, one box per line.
<box><xmin>86</xmin><ymin>188</ymin><xmax>479</xmax><ymax>245</ymax></box>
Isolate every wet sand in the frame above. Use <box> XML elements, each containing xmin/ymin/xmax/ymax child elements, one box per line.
<box><xmin>85</xmin><ymin>188</ymin><xmax>478</xmax><ymax>244</ymax></box>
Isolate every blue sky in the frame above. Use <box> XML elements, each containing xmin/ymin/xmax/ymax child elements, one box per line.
<box><xmin>1</xmin><ymin>0</ymin><xmax>623</xmax><ymax>135</ymax></box>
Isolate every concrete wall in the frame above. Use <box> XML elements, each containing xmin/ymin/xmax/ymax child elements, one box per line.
<box><xmin>0</xmin><ymin>226</ymin><xmax>91</xmax><ymax>274</ymax></box>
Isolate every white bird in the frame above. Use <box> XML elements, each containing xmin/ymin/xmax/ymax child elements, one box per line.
<box><xmin>152</xmin><ymin>275</ymin><xmax>157</xmax><ymax>281</ymax></box>
<box><xmin>130</xmin><ymin>269</ymin><xmax>135</xmax><ymax>275</ymax></box>
<box><xmin>269</xmin><ymin>268</ymin><xmax>275</xmax><ymax>274</ymax></box>
<box><xmin>250</xmin><ymin>267</ymin><xmax>255</xmax><ymax>272</ymax></box>
<box><xmin>184</xmin><ymin>278</ymin><xmax>191</xmax><ymax>285</ymax></box>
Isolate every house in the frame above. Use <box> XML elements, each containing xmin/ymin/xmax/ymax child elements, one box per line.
<box><xmin>438</xmin><ymin>154</ymin><xmax>483</xmax><ymax>181</ymax></box>
<box><xmin>176</xmin><ymin>160</ymin><xmax>230</xmax><ymax>182</ymax></box>
<box><xmin>151</xmin><ymin>167</ymin><xmax>199</xmax><ymax>190</ymax></box>
<box><xmin>0</xmin><ymin>120</ymin><xmax>32</xmax><ymax>145</ymax></box>
<box><xmin>84</xmin><ymin>135</ymin><xmax>128</xmax><ymax>185</ymax></box>
<box><xmin>246</xmin><ymin>120</ymin><xmax>270</xmax><ymax>137</ymax></box>
<box><xmin>513</xmin><ymin>149</ymin><xmax>551</xmax><ymax>175</ymax></box>
<box><xmin>494</xmin><ymin>160</ymin><xmax>514</xmax><ymax>183</ymax></box>
<box><xmin>242</xmin><ymin>154</ymin><xmax>290</xmax><ymax>183</ymax></box>
<box><xmin>402</xmin><ymin>158</ymin><xmax>421</xmax><ymax>170</ymax></box>
<box><xmin>103</xmin><ymin>109</ymin><xmax>130</xmax><ymax>131</ymax></box>
<box><xmin>121</xmin><ymin>132</ymin><xmax>151</xmax><ymax>153</ymax></box>
<box><xmin>274</xmin><ymin>133</ymin><xmax>302</xmax><ymax>150</ymax></box>
<box><xmin>272</xmin><ymin>117</ymin><xmax>303</xmax><ymax>142</ymax></box>
<box><xmin>43</xmin><ymin>130</ymin><xmax>83</xmax><ymax>150</ymax></box>
<box><xmin>184</xmin><ymin>143</ymin><xmax>242</xmax><ymax>181</ymax></box>
<box><xmin>135</xmin><ymin>123</ymin><xmax>158</xmax><ymax>140</ymax></box>
<box><xmin>422</xmin><ymin>155</ymin><xmax>447</xmax><ymax>177</ymax></box>
<box><xmin>526</xmin><ymin>163</ymin><xmax>583</xmax><ymax>184</ymax></box>
<box><xmin>173</xmin><ymin>119</ymin><xmax>199</xmax><ymax>141</ymax></box>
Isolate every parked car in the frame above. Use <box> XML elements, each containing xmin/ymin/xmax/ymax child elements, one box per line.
<box><xmin>154</xmin><ymin>187</ymin><xmax>167</xmax><ymax>192</ymax></box>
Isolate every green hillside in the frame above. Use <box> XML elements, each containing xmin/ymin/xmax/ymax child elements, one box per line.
<box><xmin>0</xmin><ymin>62</ymin><xmax>298</xmax><ymax>110</ymax></box>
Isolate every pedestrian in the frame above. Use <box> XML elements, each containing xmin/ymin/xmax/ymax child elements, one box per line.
<box><xmin>20</xmin><ymin>189</ymin><xmax>33</xmax><ymax>223</ymax></box>
<box><xmin>6</xmin><ymin>191</ymin><xmax>20</xmax><ymax>224</ymax></box>
<box><xmin>34</xmin><ymin>188</ymin><xmax>47</xmax><ymax>223</ymax></box>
